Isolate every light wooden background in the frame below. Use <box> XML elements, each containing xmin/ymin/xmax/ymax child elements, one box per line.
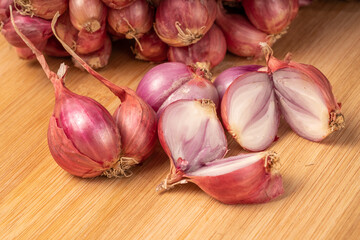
<box><xmin>0</xmin><ymin>1</ymin><xmax>359</xmax><ymax>239</ymax></box>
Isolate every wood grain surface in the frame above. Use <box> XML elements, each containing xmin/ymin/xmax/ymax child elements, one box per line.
<box><xmin>1</xmin><ymin>1</ymin><xmax>359</xmax><ymax>239</ymax></box>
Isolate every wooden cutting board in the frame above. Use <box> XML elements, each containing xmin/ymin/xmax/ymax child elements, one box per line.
<box><xmin>1</xmin><ymin>1</ymin><xmax>359</xmax><ymax>239</ymax></box>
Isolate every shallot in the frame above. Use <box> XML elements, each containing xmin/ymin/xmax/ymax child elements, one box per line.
<box><xmin>1</xmin><ymin>11</ymin><xmax>52</xmax><ymax>48</ymax></box>
<box><xmin>220</xmin><ymin>43</ymin><xmax>345</xmax><ymax>152</ymax></box>
<box><xmin>132</xmin><ymin>28</ymin><xmax>168</xmax><ymax>63</ymax></box>
<box><xmin>44</xmin><ymin>36</ymin><xmax>70</xmax><ymax>57</ymax></box>
<box><xmin>242</xmin><ymin>0</ymin><xmax>299</xmax><ymax>34</ymax></box>
<box><xmin>69</xmin><ymin>0</ymin><xmax>107</xmax><ymax>33</ymax></box>
<box><xmin>107</xmin><ymin>0</ymin><xmax>153</xmax><ymax>44</ymax></box>
<box><xmin>72</xmin><ymin>35</ymin><xmax>112</xmax><ymax>69</ymax></box>
<box><xmin>11</xmin><ymin>9</ymin><xmax>121</xmax><ymax>178</ymax></box>
<box><xmin>157</xmin><ymin>99</ymin><xmax>283</xmax><ymax>204</ymax></box>
<box><xmin>53</xmin><ymin>13</ymin><xmax>158</xmax><ymax>173</ymax></box>
<box><xmin>168</xmin><ymin>24</ymin><xmax>227</xmax><ymax>70</ymax></box>
<box><xmin>0</xmin><ymin>0</ymin><xmax>12</xmax><ymax>22</ymax></box>
<box><xmin>154</xmin><ymin>0</ymin><xmax>217</xmax><ymax>47</ymax></box>
<box><xmin>262</xmin><ymin>43</ymin><xmax>345</xmax><ymax>141</ymax></box>
<box><xmin>216</xmin><ymin>1</ymin><xmax>275</xmax><ymax>58</ymax></box>
<box><xmin>136</xmin><ymin>62</ymin><xmax>219</xmax><ymax>116</ymax></box>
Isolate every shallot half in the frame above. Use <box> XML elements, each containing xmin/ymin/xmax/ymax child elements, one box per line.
<box><xmin>157</xmin><ymin>99</ymin><xmax>283</xmax><ymax>204</ymax></box>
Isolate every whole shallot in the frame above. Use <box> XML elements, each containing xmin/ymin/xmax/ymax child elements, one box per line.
<box><xmin>14</xmin><ymin>0</ymin><xmax>68</xmax><ymax>20</ymax></box>
<box><xmin>154</xmin><ymin>0</ymin><xmax>217</xmax><ymax>47</ymax></box>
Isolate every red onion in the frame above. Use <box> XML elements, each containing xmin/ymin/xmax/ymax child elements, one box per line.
<box><xmin>73</xmin><ymin>35</ymin><xmax>112</xmax><ymax>69</ymax></box>
<box><xmin>101</xmin><ymin>0</ymin><xmax>136</xmax><ymax>9</ymax></box>
<box><xmin>107</xmin><ymin>0</ymin><xmax>153</xmax><ymax>41</ymax></box>
<box><xmin>168</xmin><ymin>24</ymin><xmax>227</xmax><ymax>70</ymax></box>
<box><xmin>157</xmin><ymin>99</ymin><xmax>283</xmax><ymax>204</ymax></box>
<box><xmin>14</xmin><ymin>0</ymin><xmax>68</xmax><ymax>20</ymax></box>
<box><xmin>214</xmin><ymin>65</ymin><xmax>263</xmax><ymax>99</ymax></box>
<box><xmin>154</xmin><ymin>0</ymin><xmax>217</xmax><ymax>47</ymax></box>
<box><xmin>54</xmin><ymin>11</ymin><xmax>106</xmax><ymax>55</ymax></box>
<box><xmin>10</xmin><ymin>11</ymin><xmax>122</xmax><ymax>178</ymax></box>
<box><xmin>132</xmin><ymin>28</ymin><xmax>168</xmax><ymax>62</ymax></box>
<box><xmin>262</xmin><ymin>43</ymin><xmax>345</xmax><ymax>141</ymax></box>
<box><xmin>1</xmin><ymin>10</ymin><xmax>52</xmax><ymax>48</ymax></box>
<box><xmin>221</xmin><ymin>71</ymin><xmax>280</xmax><ymax>151</ymax></box>
<box><xmin>136</xmin><ymin>62</ymin><xmax>219</xmax><ymax>115</ymax></box>
<box><xmin>14</xmin><ymin>46</ymin><xmax>35</xmax><ymax>60</ymax></box>
<box><xmin>53</xmin><ymin>13</ymin><xmax>158</xmax><ymax>174</ymax></box>
<box><xmin>44</xmin><ymin>36</ymin><xmax>70</xmax><ymax>57</ymax></box>
<box><xmin>242</xmin><ymin>0</ymin><xmax>299</xmax><ymax>34</ymax></box>
<box><xmin>216</xmin><ymin>2</ymin><xmax>274</xmax><ymax>58</ymax></box>
<box><xmin>69</xmin><ymin>0</ymin><xmax>107</xmax><ymax>33</ymax></box>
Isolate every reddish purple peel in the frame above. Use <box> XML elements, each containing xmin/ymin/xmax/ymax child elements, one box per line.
<box><xmin>102</xmin><ymin>0</ymin><xmax>136</xmax><ymax>9</ymax></box>
<box><xmin>168</xmin><ymin>24</ymin><xmax>227</xmax><ymax>69</ymax></box>
<box><xmin>242</xmin><ymin>0</ymin><xmax>299</xmax><ymax>34</ymax></box>
<box><xmin>155</xmin><ymin>0</ymin><xmax>217</xmax><ymax>47</ymax></box>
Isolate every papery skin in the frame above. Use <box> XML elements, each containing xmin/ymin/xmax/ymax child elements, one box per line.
<box><xmin>101</xmin><ymin>0</ymin><xmax>136</xmax><ymax>9</ymax></box>
<box><xmin>242</xmin><ymin>0</ymin><xmax>299</xmax><ymax>34</ymax></box>
<box><xmin>1</xmin><ymin>11</ymin><xmax>52</xmax><ymax>48</ymax></box>
<box><xmin>113</xmin><ymin>88</ymin><xmax>157</xmax><ymax>162</ymax></box>
<box><xmin>133</xmin><ymin>29</ymin><xmax>168</xmax><ymax>62</ymax></box>
<box><xmin>188</xmin><ymin>153</ymin><xmax>284</xmax><ymax>204</ymax></box>
<box><xmin>214</xmin><ymin>65</ymin><xmax>263</xmax><ymax>99</ymax></box>
<box><xmin>73</xmin><ymin>35</ymin><xmax>112</xmax><ymax>70</ymax></box>
<box><xmin>10</xmin><ymin>8</ymin><xmax>121</xmax><ymax>178</ymax></box>
<box><xmin>267</xmin><ymin>54</ymin><xmax>344</xmax><ymax>141</ymax></box>
<box><xmin>167</xmin><ymin>24</ymin><xmax>226</xmax><ymax>69</ymax></box>
<box><xmin>14</xmin><ymin>0</ymin><xmax>68</xmax><ymax>20</ymax></box>
<box><xmin>107</xmin><ymin>0</ymin><xmax>153</xmax><ymax>39</ymax></box>
<box><xmin>69</xmin><ymin>0</ymin><xmax>107</xmax><ymax>33</ymax></box>
<box><xmin>48</xmin><ymin>80</ymin><xmax>121</xmax><ymax>178</ymax></box>
<box><xmin>53</xmin><ymin>13</ymin><xmax>158</xmax><ymax>168</ymax></box>
<box><xmin>155</xmin><ymin>0</ymin><xmax>217</xmax><ymax>47</ymax></box>
<box><xmin>216</xmin><ymin>3</ymin><xmax>273</xmax><ymax>58</ymax></box>
<box><xmin>221</xmin><ymin>72</ymin><xmax>280</xmax><ymax>151</ymax></box>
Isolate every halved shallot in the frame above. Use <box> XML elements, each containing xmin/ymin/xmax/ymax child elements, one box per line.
<box><xmin>262</xmin><ymin>43</ymin><xmax>345</xmax><ymax>141</ymax></box>
<box><xmin>221</xmin><ymin>71</ymin><xmax>280</xmax><ymax>151</ymax></box>
<box><xmin>157</xmin><ymin>99</ymin><xmax>283</xmax><ymax>204</ymax></box>
<box><xmin>154</xmin><ymin>0</ymin><xmax>217</xmax><ymax>47</ymax></box>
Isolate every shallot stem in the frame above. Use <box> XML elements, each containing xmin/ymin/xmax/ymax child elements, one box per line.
<box><xmin>123</xmin><ymin>17</ymin><xmax>143</xmax><ymax>51</ymax></box>
<box><xmin>51</xmin><ymin>12</ymin><xmax>127</xmax><ymax>100</ymax></box>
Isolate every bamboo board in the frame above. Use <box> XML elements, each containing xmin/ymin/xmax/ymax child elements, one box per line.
<box><xmin>0</xmin><ymin>1</ymin><xmax>359</xmax><ymax>239</ymax></box>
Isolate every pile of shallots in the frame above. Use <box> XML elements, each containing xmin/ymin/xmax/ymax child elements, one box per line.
<box><xmin>8</xmin><ymin>0</ymin><xmax>342</xmax><ymax>207</ymax></box>
<box><xmin>1</xmin><ymin>0</ymin><xmax>311</xmax><ymax>70</ymax></box>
